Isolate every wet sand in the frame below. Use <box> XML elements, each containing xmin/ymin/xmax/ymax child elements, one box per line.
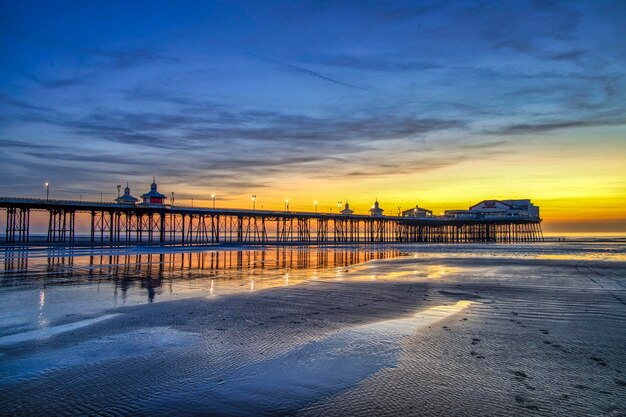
<box><xmin>1</xmin><ymin>245</ymin><xmax>625</xmax><ymax>415</ymax></box>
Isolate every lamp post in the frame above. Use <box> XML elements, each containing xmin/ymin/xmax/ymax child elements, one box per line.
<box><xmin>171</xmin><ymin>192</ymin><xmax>175</xmax><ymax>206</ymax></box>
<box><xmin>45</xmin><ymin>182</ymin><xmax>49</xmax><ymax>201</ymax></box>
<box><xmin>117</xmin><ymin>185</ymin><xmax>121</xmax><ymax>199</ymax></box>
<box><xmin>285</xmin><ymin>198</ymin><xmax>289</xmax><ymax>212</ymax></box>
<box><xmin>314</xmin><ymin>200</ymin><xmax>318</xmax><ymax>213</ymax></box>
<box><xmin>252</xmin><ymin>195</ymin><xmax>256</xmax><ymax>210</ymax></box>
<box><xmin>211</xmin><ymin>193</ymin><xmax>216</xmax><ymax>209</ymax></box>
<box><xmin>337</xmin><ymin>201</ymin><xmax>342</xmax><ymax>211</ymax></box>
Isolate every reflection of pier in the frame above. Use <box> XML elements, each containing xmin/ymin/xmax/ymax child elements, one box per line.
<box><xmin>1</xmin><ymin>198</ymin><xmax>543</xmax><ymax>245</ymax></box>
<box><xmin>0</xmin><ymin>247</ymin><xmax>402</xmax><ymax>302</ymax></box>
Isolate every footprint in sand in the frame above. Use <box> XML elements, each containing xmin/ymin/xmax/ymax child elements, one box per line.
<box><xmin>471</xmin><ymin>338</ymin><xmax>481</xmax><ymax>345</ymax></box>
<box><xmin>470</xmin><ymin>351</ymin><xmax>485</xmax><ymax>359</ymax></box>
<box><xmin>540</xmin><ymin>329</ymin><xmax>549</xmax><ymax>334</ymax></box>
<box><xmin>590</xmin><ymin>356</ymin><xmax>608</xmax><ymax>366</ymax></box>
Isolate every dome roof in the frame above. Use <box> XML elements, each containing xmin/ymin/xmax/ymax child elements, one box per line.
<box><xmin>141</xmin><ymin>177</ymin><xmax>166</xmax><ymax>199</ymax></box>
<box><xmin>116</xmin><ymin>182</ymin><xmax>139</xmax><ymax>204</ymax></box>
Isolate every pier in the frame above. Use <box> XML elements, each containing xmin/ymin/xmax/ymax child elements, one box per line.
<box><xmin>1</xmin><ymin>197</ymin><xmax>543</xmax><ymax>245</ymax></box>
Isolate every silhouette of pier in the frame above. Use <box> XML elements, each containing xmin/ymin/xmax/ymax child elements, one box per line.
<box><xmin>1</xmin><ymin>197</ymin><xmax>543</xmax><ymax>245</ymax></box>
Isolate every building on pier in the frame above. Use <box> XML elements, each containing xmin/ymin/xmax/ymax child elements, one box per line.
<box><xmin>340</xmin><ymin>202</ymin><xmax>354</xmax><ymax>215</ymax></box>
<box><xmin>445</xmin><ymin>199</ymin><xmax>540</xmax><ymax>220</ymax></box>
<box><xmin>402</xmin><ymin>205</ymin><xmax>433</xmax><ymax>218</ymax></box>
<box><xmin>115</xmin><ymin>183</ymin><xmax>139</xmax><ymax>205</ymax></box>
<box><xmin>470</xmin><ymin>199</ymin><xmax>540</xmax><ymax>219</ymax></box>
<box><xmin>141</xmin><ymin>178</ymin><xmax>166</xmax><ymax>205</ymax></box>
<box><xmin>369</xmin><ymin>200</ymin><xmax>384</xmax><ymax>217</ymax></box>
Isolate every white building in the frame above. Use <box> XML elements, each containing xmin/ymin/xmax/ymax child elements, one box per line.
<box><xmin>369</xmin><ymin>200</ymin><xmax>384</xmax><ymax>217</ymax></box>
<box><xmin>340</xmin><ymin>202</ymin><xmax>354</xmax><ymax>215</ymax></box>
<box><xmin>469</xmin><ymin>199</ymin><xmax>540</xmax><ymax>219</ymax></box>
<box><xmin>115</xmin><ymin>183</ymin><xmax>139</xmax><ymax>205</ymax></box>
<box><xmin>402</xmin><ymin>205</ymin><xmax>432</xmax><ymax>218</ymax></box>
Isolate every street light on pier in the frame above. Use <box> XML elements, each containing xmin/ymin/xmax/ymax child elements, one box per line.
<box><xmin>211</xmin><ymin>193</ymin><xmax>216</xmax><ymax>209</ymax></box>
<box><xmin>45</xmin><ymin>182</ymin><xmax>49</xmax><ymax>201</ymax></box>
<box><xmin>337</xmin><ymin>201</ymin><xmax>342</xmax><ymax>210</ymax></box>
<box><xmin>117</xmin><ymin>185</ymin><xmax>121</xmax><ymax>198</ymax></box>
<box><xmin>171</xmin><ymin>192</ymin><xmax>175</xmax><ymax>206</ymax></box>
<box><xmin>252</xmin><ymin>195</ymin><xmax>256</xmax><ymax>210</ymax></box>
<box><xmin>314</xmin><ymin>200</ymin><xmax>318</xmax><ymax>213</ymax></box>
<box><xmin>285</xmin><ymin>198</ymin><xmax>289</xmax><ymax>212</ymax></box>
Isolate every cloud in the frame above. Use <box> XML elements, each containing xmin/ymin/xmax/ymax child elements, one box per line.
<box><xmin>259</xmin><ymin>56</ymin><xmax>369</xmax><ymax>91</ymax></box>
<box><xmin>491</xmin><ymin>118</ymin><xmax>626</xmax><ymax>135</ymax></box>
<box><xmin>79</xmin><ymin>48</ymin><xmax>180</xmax><ymax>69</ymax></box>
<box><xmin>23</xmin><ymin>72</ymin><xmax>87</xmax><ymax>89</ymax></box>
<box><xmin>2</xmin><ymin>90</ymin><xmax>473</xmax><ymax>191</ymax></box>
<box><xmin>0</xmin><ymin>93</ymin><xmax>52</xmax><ymax>112</ymax></box>
<box><xmin>317</xmin><ymin>55</ymin><xmax>442</xmax><ymax>72</ymax></box>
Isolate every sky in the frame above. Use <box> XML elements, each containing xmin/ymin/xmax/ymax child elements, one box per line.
<box><xmin>1</xmin><ymin>0</ymin><xmax>625</xmax><ymax>233</ymax></box>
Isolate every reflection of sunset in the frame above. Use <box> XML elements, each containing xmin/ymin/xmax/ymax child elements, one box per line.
<box><xmin>1</xmin><ymin>247</ymin><xmax>403</xmax><ymax>301</ymax></box>
<box><xmin>425</xmin><ymin>265</ymin><xmax>456</xmax><ymax>279</ymax></box>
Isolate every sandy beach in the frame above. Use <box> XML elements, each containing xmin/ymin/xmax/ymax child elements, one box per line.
<box><xmin>1</xmin><ymin>243</ymin><xmax>625</xmax><ymax>415</ymax></box>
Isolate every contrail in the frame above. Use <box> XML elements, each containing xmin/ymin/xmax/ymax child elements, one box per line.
<box><xmin>260</xmin><ymin>56</ymin><xmax>370</xmax><ymax>92</ymax></box>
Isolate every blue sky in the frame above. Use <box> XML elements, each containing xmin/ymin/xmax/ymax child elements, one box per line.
<box><xmin>1</xmin><ymin>0</ymin><xmax>625</xmax><ymax>229</ymax></box>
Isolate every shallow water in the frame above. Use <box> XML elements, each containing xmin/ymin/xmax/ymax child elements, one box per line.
<box><xmin>1</xmin><ymin>242</ymin><xmax>625</xmax><ymax>415</ymax></box>
<box><xmin>0</xmin><ymin>246</ymin><xmax>402</xmax><ymax>336</ymax></box>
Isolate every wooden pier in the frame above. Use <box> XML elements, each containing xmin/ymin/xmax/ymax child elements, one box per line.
<box><xmin>1</xmin><ymin>197</ymin><xmax>543</xmax><ymax>245</ymax></box>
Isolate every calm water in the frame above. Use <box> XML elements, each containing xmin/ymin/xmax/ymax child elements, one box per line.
<box><xmin>0</xmin><ymin>245</ymin><xmax>403</xmax><ymax>336</ymax></box>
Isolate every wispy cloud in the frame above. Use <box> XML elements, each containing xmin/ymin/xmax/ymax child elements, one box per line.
<box><xmin>79</xmin><ymin>48</ymin><xmax>181</xmax><ymax>69</ymax></box>
<box><xmin>259</xmin><ymin>56</ymin><xmax>370</xmax><ymax>91</ymax></box>
<box><xmin>317</xmin><ymin>55</ymin><xmax>442</xmax><ymax>72</ymax></box>
<box><xmin>490</xmin><ymin>117</ymin><xmax>626</xmax><ymax>135</ymax></box>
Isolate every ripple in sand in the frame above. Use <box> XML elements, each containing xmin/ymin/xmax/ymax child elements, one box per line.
<box><xmin>0</xmin><ymin>314</ymin><xmax>121</xmax><ymax>346</ymax></box>
<box><xmin>0</xmin><ymin>327</ymin><xmax>199</xmax><ymax>386</ymax></box>
<box><xmin>144</xmin><ymin>300</ymin><xmax>474</xmax><ymax>415</ymax></box>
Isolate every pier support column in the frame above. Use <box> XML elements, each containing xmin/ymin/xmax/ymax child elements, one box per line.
<box><xmin>47</xmin><ymin>209</ymin><xmax>75</xmax><ymax>243</ymax></box>
<box><xmin>5</xmin><ymin>207</ymin><xmax>30</xmax><ymax>243</ymax></box>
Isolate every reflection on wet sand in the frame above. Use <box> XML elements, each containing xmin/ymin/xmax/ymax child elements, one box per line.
<box><xmin>1</xmin><ymin>247</ymin><xmax>403</xmax><ymax>302</ymax></box>
<box><xmin>0</xmin><ymin>243</ymin><xmax>625</xmax><ymax>416</ymax></box>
